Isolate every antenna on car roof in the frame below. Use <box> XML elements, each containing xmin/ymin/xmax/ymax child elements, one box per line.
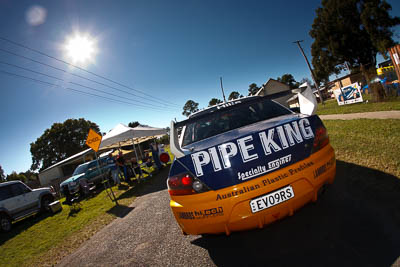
<box><xmin>220</xmin><ymin>77</ymin><xmax>227</xmax><ymax>103</ymax></box>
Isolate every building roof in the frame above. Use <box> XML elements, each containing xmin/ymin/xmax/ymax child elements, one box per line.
<box><xmin>327</xmin><ymin>72</ymin><xmax>362</xmax><ymax>85</ymax></box>
<box><xmin>255</xmin><ymin>79</ymin><xmax>291</xmax><ymax>96</ymax></box>
<box><xmin>40</xmin><ymin>148</ymin><xmax>93</xmax><ymax>174</ymax></box>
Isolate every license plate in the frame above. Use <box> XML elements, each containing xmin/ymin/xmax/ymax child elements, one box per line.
<box><xmin>250</xmin><ymin>185</ymin><xmax>294</xmax><ymax>213</ymax></box>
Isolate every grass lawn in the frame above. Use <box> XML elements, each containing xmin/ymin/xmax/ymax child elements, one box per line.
<box><xmin>324</xmin><ymin>119</ymin><xmax>400</xmax><ymax>178</ymax></box>
<box><xmin>317</xmin><ymin>94</ymin><xmax>400</xmax><ymax>115</ymax></box>
<box><xmin>0</xmin><ymin>147</ymin><xmax>174</xmax><ymax>267</ymax></box>
<box><xmin>0</xmin><ymin>143</ymin><xmax>176</xmax><ymax>267</ymax></box>
<box><xmin>0</xmin><ymin>174</ymin><xmax>155</xmax><ymax>267</ymax></box>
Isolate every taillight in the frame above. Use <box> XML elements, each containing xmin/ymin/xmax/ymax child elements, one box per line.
<box><xmin>159</xmin><ymin>152</ymin><xmax>170</xmax><ymax>163</ymax></box>
<box><xmin>167</xmin><ymin>173</ymin><xmax>209</xmax><ymax>196</ymax></box>
<box><xmin>311</xmin><ymin>125</ymin><xmax>329</xmax><ymax>153</ymax></box>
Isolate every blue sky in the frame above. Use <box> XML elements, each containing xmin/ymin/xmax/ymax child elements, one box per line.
<box><xmin>0</xmin><ymin>0</ymin><xmax>399</xmax><ymax>175</ymax></box>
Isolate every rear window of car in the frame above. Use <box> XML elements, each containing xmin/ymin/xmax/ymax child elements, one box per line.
<box><xmin>182</xmin><ymin>98</ymin><xmax>291</xmax><ymax>146</ymax></box>
<box><xmin>10</xmin><ymin>183</ymin><xmax>27</xmax><ymax>196</ymax></box>
<box><xmin>72</xmin><ymin>164</ymin><xmax>89</xmax><ymax>176</ymax></box>
<box><xmin>88</xmin><ymin>162</ymin><xmax>98</xmax><ymax>169</ymax></box>
<box><xmin>0</xmin><ymin>185</ymin><xmax>13</xmax><ymax>201</ymax></box>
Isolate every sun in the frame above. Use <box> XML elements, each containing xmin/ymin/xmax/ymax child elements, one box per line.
<box><xmin>64</xmin><ymin>33</ymin><xmax>97</xmax><ymax>64</ymax></box>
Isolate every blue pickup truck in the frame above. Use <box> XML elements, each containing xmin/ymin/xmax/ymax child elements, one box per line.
<box><xmin>60</xmin><ymin>158</ymin><xmax>112</xmax><ymax>196</ymax></box>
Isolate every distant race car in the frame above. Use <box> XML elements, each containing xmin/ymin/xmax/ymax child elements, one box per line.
<box><xmin>167</xmin><ymin>96</ymin><xmax>336</xmax><ymax>235</ymax></box>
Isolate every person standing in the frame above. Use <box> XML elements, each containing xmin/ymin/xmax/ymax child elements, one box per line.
<box><xmin>117</xmin><ymin>151</ymin><xmax>129</xmax><ymax>182</ymax></box>
<box><xmin>107</xmin><ymin>152</ymin><xmax>121</xmax><ymax>185</ymax></box>
<box><xmin>150</xmin><ymin>142</ymin><xmax>162</xmax><ymax>169</ymax></box>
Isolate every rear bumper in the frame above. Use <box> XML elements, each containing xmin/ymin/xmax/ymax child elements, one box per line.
<box><xmin>169</xmin><ymin>144</ymin><xmax>336</xmax><ymax>235</ymax></box>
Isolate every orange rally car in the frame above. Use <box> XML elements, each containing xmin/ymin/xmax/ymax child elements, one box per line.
<box><xmin>167</xmin><ymin>96</ymin><xmax>335</xmax><ymax>235</ymax></box>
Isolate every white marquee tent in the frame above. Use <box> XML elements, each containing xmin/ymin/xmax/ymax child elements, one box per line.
<box><xmin>99</xmin><ymin>123</ymin><xmax>168</xmax><ymax>178</ymax></box>
<box><xmin>99</xmin><ymin>123</ymin><xmax>167</xmax><ymax>149</ymax></box>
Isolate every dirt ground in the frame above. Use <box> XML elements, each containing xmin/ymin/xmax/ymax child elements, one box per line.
<box><xmin>57</xmin><ymin>162</ymin><xmax>400</xmax><ymax>267</ymax></box>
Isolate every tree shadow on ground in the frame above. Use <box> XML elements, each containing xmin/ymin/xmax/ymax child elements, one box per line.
<box><xmin>116</xmin><ymin>166</ymin><xmax>169</xmax><ymax>201</ymax></box>
<box><xmin>135</xmin><ymin>166</ymin><xmax>169</xmax><ymax>196</ymax></box>
<box><xmin>106</xmin><ymin>205</ymin><xmax>134</xmax><ymax>218</ymax></box>
<box><xmin>0</xmin><ymin>212</ymin><xmax>53</xmax><ymax>246</ymax></box>
<box><xmin>67</xmin><ymin>205</ymin><xmax>82</xmax><ymax>219</ymax></box>
<box><xmin>191</xmin><ymin>160</ymin><xmax>400</xmax><ymax>267</ymax></box>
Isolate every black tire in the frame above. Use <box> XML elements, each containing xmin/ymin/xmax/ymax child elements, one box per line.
<box><xmin>41</xmin><ymin>195</ymin><xmax>54</xmax><ymax>212</ymax></box>
<box><xmin>0</xmin><ymin>214</ymin><xmax>12</xmax><ymax>232</ymax></box>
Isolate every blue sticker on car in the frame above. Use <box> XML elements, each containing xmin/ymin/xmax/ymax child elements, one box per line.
<box><xmin>170</xmin><ymin>115</ymin><xmax>321</xmax><ymax>190</ymax></box>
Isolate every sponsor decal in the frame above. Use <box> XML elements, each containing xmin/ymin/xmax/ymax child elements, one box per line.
<box><xmin>216</xmin><ymin>161</ymin><xmax>315</xmax><ymax>201</ymax></box>
<box><xmin>238</xmin><ymin>154</ymin><xmax>292</xmax><ymax>181</ymax></box>
<box><xmin>313</xmin><ymin>157</ymin><xmax>335</xmax><ymax>179</ymax></box>
<box><xmin>287</xmin><ymin>161</ymin><xmax>314</xmax><ymax>175</ymax></box>
<box><xmin>216</xmin><ymin>100</ymin><xmax>241</xmax><ymax>110</ymax></box>
<box><xmin>268</xmin><ymin>154</ymin><xmax>292</xmax><ymax>170</ymax></box>
<box><xmin>177</xmin><ymin>207</ymin><xmax>224</xmax><ymax>220</ymax></box>
<box><xmin>216</xmin><ymin>184</ymin><xmax>261</xmax><ymax>201</ymax></box>
<box><xmin>191</xmin><ymin>118</ymin><xmax>314</xmax><ymax>178</ymax></box>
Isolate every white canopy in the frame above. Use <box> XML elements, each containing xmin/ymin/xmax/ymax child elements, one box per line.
<box><xmin>99</xmin><ymin>123</ymin><xmax>167</xmax><ymax>149</ymax></box>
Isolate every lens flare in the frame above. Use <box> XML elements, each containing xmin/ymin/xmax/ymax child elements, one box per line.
<box><xmin>26</xmin><ymin>6</ymin><xmax>47</xmax><ymax>26</ymax></box>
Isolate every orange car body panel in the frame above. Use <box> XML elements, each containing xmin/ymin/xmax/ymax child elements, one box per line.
<box><xmin>169</xmin><ymin>144</ymin><xmax>335</xmax><ymax>235</ymax></box>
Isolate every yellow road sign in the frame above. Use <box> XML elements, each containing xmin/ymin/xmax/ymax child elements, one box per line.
<box><xmin>86</xmin><ymin>129</ymin><xmax>102</xmax><ymax>152</ymax></box>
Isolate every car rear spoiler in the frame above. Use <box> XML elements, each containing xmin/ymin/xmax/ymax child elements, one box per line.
<box><xmin>170</xmin><ymin>120</ymin><xmax>186</xmax><ymax>158</ymax></box>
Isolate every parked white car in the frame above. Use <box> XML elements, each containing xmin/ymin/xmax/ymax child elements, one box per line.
<box><xmin>0</xmin><ymin>180</ymin><xmax>56</xmax><ymax>231</ymax></box>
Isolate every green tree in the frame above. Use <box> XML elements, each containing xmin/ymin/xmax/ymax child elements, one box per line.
<box><xmin>30</xmin><ymin>118</ymin><xmax>100</xmax><ymax>171</ymax></box>
<box><xmin>6</xmin><ymin>171</ymin><xmax>27</xmax><ymax>183</ymax></box>
<box><xmin>228</xmin><ymin>91</ymin><xmax>242</xmax><ymax>100</ymax></box>
<box><xmin>128</xmin><ymin>121</ymin><xmax>140</xmax><ymax>128</ymax></box>
<box><xmin>182</xmin><ymin>100</ymin><xmax>199</xmax><ymax>117</ymax></box>
<box><xmin>208</xmin><ymin>98</ymin><xmax>223</xmax><ymax>107</ymax></box>
<box><xmin>248</xmin><ymin>83</ymin><xmax>259</xmax><ymax>96</ymax></box>
<box><xmin>277</xmin><ymin>74</ymin><xmax>300</xmax><ymax>89</ymax></box>
<box><xmin>0</xmin><ymin>165</ymin><xmax>5</xmax><ymax>182</ymax></box>
<box><xmin>310</xmin><ymin>0</ymin><xmax>400</xmax><ymax>101</ymax></box>
<box><xmin>20</xmin><ymin>170</ymin><xmax>38</xmax><ymax>181</ymax></box>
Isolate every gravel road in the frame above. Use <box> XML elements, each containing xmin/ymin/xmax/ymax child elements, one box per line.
<box><xmin>319</xmin><ymin>110</ymin><xmax>400</xmax><ymax>120</ymax></box>
<box><xmin>58</xmin><ymin>162</ymin><xmax>400</xmax><ymax>267</ymax></box>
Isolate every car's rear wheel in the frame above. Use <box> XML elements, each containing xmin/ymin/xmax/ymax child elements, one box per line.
<box><xmin>41</xmin><ymin>195</ymin><xmax>54</xmax><ymax>212</ymax></box>
<box><xmin>0</xmin><ymin>214</ymin><xmax>12</xmax><ymax>232</ymax></box>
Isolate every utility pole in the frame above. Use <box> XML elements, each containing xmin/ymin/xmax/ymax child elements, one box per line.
<box><xmin>293</xmin><ymin>40</ymin><xmax>324</xmax><ymax>104</ymax></box>
<box><xmin>220</xmin><ymin>77</ymin><xmax>227</xmax><ymax>102</ymax></box>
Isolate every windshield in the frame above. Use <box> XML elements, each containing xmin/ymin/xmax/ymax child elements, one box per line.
<box><xmin>182</xmin><ymin>99</ymin><xmax>291</xmax><ymax>146</ymax></box>
<box><xmin>72</xmin><ymin>164</ymin><xmax>89</xmax><ymax>176</ymax></box>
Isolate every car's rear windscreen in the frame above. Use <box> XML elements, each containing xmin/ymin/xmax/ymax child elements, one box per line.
<box><xmin>182</xmin><ymin>99</ymin><xmax>292</xmax><ymax>146</ymax></box>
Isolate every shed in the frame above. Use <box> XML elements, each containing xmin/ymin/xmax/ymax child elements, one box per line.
<box><xmin>38</xmin><ymin>148</ymin><xmax>95</xmax><ymax>187</ymax></box>
<box><xmin>255</xmin><ymin>79</ymin><xmax>293</xmax><ymax>107</ymax></box>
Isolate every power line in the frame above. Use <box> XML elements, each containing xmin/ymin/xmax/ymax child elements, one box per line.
<box><xmin>0</xmin><ymin>36</ymin><xmax>180</xmax><ymax>107</ymax></box>
<box><xmin>69</xmin><ymin>81</ymin><xmax>177</xmax><ymax>111</ymax></box>
<box><xmin>0</xmin><ymin>60</ymin><xmax>64</xmax><ymax>81</ymax></box>
<box><xmin>0</xmin><ymin>47</ymin><xmax>177</xmax><ymax>108</ymax></box>
<box><xmin>0</xmin><ymin>60</ymin><xmax>178</xmax><ymax>111</ymax></box>
<box><xmin>0</xmin><ymin>70</ymin><xmax>171</xmax><ymax>112</ymax></box>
